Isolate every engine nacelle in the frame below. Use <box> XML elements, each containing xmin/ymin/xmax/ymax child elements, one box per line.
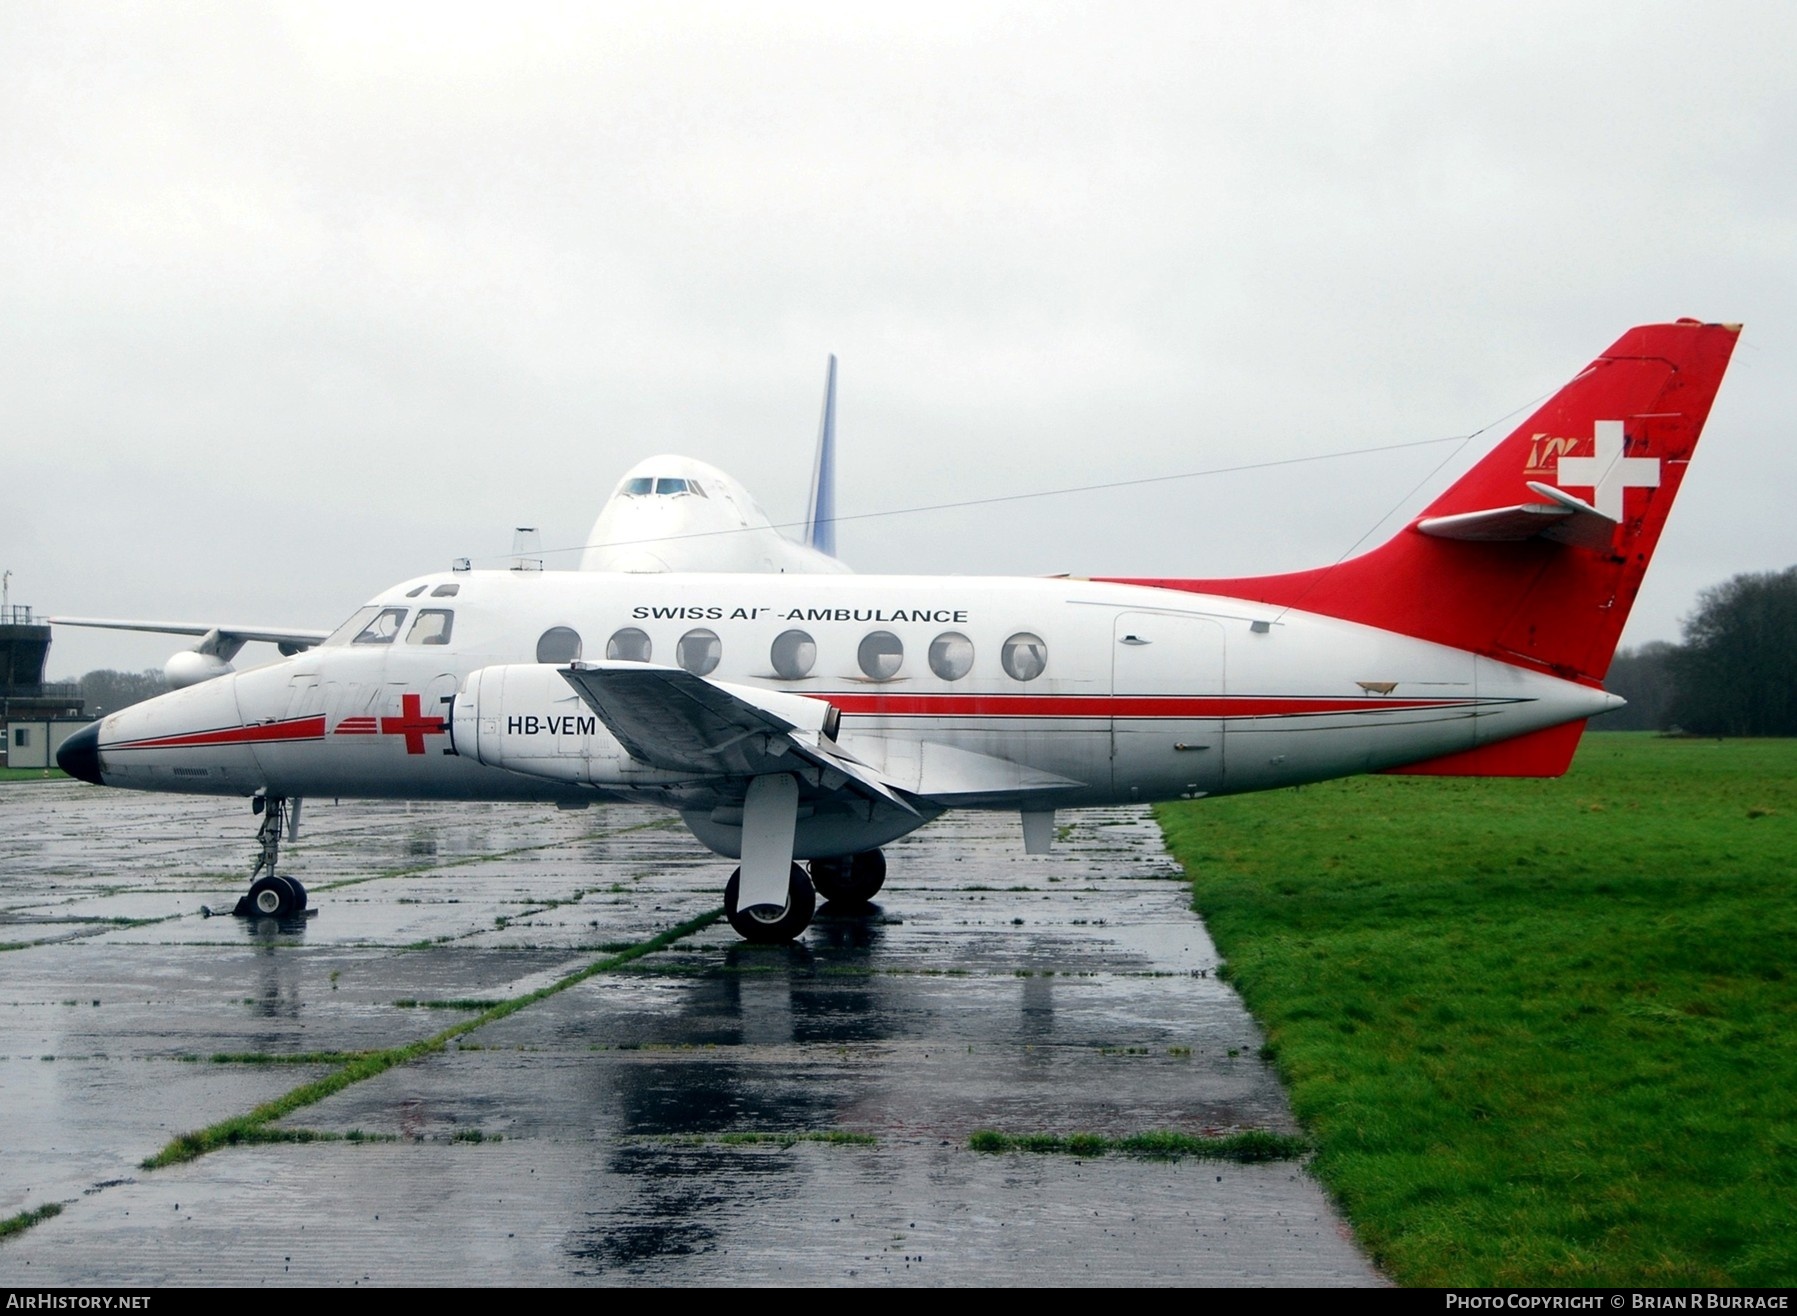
<box><xmin>164</xmin><ymin>649</ymin><xmax>234</xmax><ymax>688</ymax></box>
<box><xmin>452</xmin><ymin>664</ymin><xmax>635</xmax><ymax>785</ymax></box>
<box><xmin>454</xmin><ymin>662</ymin><xmax>930</xmax><ymax>858</ymax></box>
<box><xmin>454</xmin><ymin>662</ymin><xmax>844</xmax><ymax>786</ymax></box>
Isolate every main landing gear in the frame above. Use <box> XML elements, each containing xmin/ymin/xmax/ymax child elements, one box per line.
<box><xmin>721</xmin><ymin>849</ymin><xmax>886</xmax><ymax>943</ymax></box>
<box><xmin>724</xmin><ymin>863</ymin><xmax>815</xmax><ymax>943</ymax></box>
<box><xmin>808</xmin><ymin>850</ymin><xmax>887</xmax><ymax>907</ymax></box>
<box><xmin>221</xmin><ymin>795</ymin><xmax>309</xmax><ymax>920</ymax></box>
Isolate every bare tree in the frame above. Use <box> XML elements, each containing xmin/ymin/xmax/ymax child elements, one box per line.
<box><xmin>1668</xmin><ymin>567</ymin><xmax>1797</xmax><ymax>736</ymax></box>
<box><xmin>77</xmin><ymin>669</ymin><xmax>170</xmax><ymax>719</ymax></box>
<box><xmin>1602</xmin><ymin>642</ymin><xmax>1679</xmax><ymax>731</ymax></box>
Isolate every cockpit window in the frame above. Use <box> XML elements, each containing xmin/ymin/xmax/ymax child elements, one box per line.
<box><xmin>405</xmin><ymin>585</ymin><xmax>427</xmax><ymax>598</ymax></box>
<box><xmin>405</xmin><ymin>610</ymin><xmax>454</xmax><ymax>646</ymax></box>
<box><xmin>620</xmin><ymin>475</ymin><xmax>705</xmax><ymax>497</ymax></box>
<box><xmin>351</xmin><ymin>607</ymin><xmax>408</xmax><ymax>646</ymax></box>
<box><xmin>323</xmin><ymin>606</ymin><xmax>381</xmax><ymax>647</ymax></box>
<box><xmin>430</xmin><ymin>583</ymin><xmax>460</xmax><ymax>598</ymax></box>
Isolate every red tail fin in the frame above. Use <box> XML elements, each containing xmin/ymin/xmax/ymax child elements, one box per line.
<box><xmin>1107</xmin><ymin>319</ymin><xmax>1740</xmax><ymax>686</ymax></box>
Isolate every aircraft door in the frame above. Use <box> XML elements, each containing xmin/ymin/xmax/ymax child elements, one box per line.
<box><xmin>242</xmin><ymin>673</ymin><xmax>324</xmax><ymax>788</ymax></box>
<box><xmin>1111</xmin><ymin>612</ymin><xmax>1225</xmax><ymax>799</ymax></box>
<box><xmin>426</xmin><ymin>673</ymin><xmax>458</xmax><ymax>756</ymax></box>
<box><xmin>283</xmin><ymin>675</ymin><xmax>320</xmax><ymax>720</ymax></box>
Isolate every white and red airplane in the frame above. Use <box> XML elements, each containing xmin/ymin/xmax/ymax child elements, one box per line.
<box><xmin>57</xmin><ymin>321</ymin><xmax>1739</xmax><ymax>941</ymax></box>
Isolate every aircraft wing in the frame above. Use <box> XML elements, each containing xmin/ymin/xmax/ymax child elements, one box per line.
<box><xmin>1415</xmin><ymin>483</ymin><xmax>1618</xmax><ymax>552</ymax></box>
<box><xmin>559</xmin><ymin>661</ymin><xmax>1081</xmax><ymax>808</ymax></box>
<box><xmin>49</xmin><ymin>617</ymin><xmax>331</xmax><ymax>657</ymax></box>
<box><xmin>560</xmin><ymin>662</ymin><xmax>914</xmax><ymax>811</ymax></box>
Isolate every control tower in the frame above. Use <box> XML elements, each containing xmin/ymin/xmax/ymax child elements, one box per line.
<box><xmin>1</xmin><ymin>602</ymin><xmax>85</xmax><ymax>769</ymax></box>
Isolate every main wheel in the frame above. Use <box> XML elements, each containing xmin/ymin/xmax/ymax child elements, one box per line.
<box><xmin>808</xmin><ymin>857</ymin><xmax>851</xmax><ymax>902</ymax></box>
<box><xmin>809</xmin><ymin>849</ymin><xmax>886</xmax><ymax>906</ymax></box>
<box><xmin>284</xmin><ymin>877</ymin><xmax>308</xmax><ymax>912</ymax></box>
<box><xmin>724</xmin><ymin>863</ymin><xmax>816</xmax><ymax>943</ymax></box>
<box><xmin>247</xmin><ymin>874</ymin><xmax>299</xmax><ymax>917</ymax></box>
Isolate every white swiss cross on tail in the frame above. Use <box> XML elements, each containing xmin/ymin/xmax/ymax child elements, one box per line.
<box><xmin>1555</xmin><ymin>420</ymin><xmax>1659</xmax><ymax>521</ymax></box>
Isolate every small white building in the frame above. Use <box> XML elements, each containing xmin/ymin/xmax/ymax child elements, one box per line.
<box><xmin>5</xmin><ymin>717</ymin><xmax>91</xmax><ymax>770</ymax></box>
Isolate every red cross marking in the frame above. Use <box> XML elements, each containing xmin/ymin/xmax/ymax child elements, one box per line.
<box><xmin>380</xmin><ymin>693</ymin><xmax>448</xmax><ymax>755</ymax></box>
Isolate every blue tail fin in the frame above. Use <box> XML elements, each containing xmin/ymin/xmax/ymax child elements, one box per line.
<box><xmin>804</xmin><ymin>354</ymin><xmax>838</xmax><ymax>556</ymax></box>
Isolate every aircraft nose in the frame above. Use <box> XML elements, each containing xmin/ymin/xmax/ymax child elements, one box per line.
<box><xmin>57</xmin><ymin>722</ymin><xmax>104</xmax><ymax>785</ymax></box>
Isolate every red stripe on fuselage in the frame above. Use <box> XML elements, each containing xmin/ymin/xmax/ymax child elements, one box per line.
<box><xmin>824</xmin><ymin>693</ymin><xmax>1491</xmax><ymax>719</ymax></box>
<box><xmin>105</xmin><ymin>715</ymin><xmax>329</xmax><ymax>752</ymax></box>
<box><xmin>101</xmin><ymin>694</ymin><xmax>1502</xmax><ymax>758</ymax></box>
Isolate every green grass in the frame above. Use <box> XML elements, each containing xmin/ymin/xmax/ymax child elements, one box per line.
<box><xmin>0</xmin><ymin>1202</ymin><xmax>63</xmax><ymax>1240</ymax></box>
<box><xmin>1155</xmin><ymin>733</ymin><xmax>1797</xmax><ymax>1288</ymax></box>
<box><xmin>0</xmin><ymin>766</ymin><xmax>66</xmax><ymax>782</ymax></box>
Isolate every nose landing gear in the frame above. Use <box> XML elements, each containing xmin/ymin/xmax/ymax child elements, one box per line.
<box><xmin>221</xmin><ymin>795</ymin><xmax>310</xmax><ymax>920</ymax></box>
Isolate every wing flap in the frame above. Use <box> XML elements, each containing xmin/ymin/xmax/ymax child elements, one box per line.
<box><xmin>837</xmin><ymin>733</ymin><xmax>1083</xmax><ymax>804</ymax></box>
<box><xmin>559</xmin><ymin>662</ymin><xmax>1081</xmax><ymax>810</ymax></box>
<box><xmin>559</xmin><ymin>662</ymin><xmax>915</xmax><ymax>813</ymax></box>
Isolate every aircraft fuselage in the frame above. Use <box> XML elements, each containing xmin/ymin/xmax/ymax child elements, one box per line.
<box><xmin>81</xmin><ymin>568</ymin><xmax>1615</xmax><ymax>855</ymax></box>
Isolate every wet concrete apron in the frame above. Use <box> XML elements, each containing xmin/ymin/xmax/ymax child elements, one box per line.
<box><xmin>0</xmin><ymin>781</ymin><xmax>1382</xmax><ymax>1285</ymax></box>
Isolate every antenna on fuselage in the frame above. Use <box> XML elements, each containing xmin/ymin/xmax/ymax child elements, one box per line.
<box><xmin>511</xmin><ymin>527</ymin><xmax>543</xmax><ymax>572</ymax></box>
<box><xmin>804</xmin><ymin>355</ymin><xmax>838</xmax><ymax>557</ymax></box>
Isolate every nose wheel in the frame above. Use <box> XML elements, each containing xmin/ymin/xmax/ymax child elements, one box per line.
<box><xmin>244</xmin><ymin>873</ymin><xmax>308</xmax><ymax>918</ymax></box>
<box><xmin>723</xmin><ymin>863</ymin><xmax>815</xmax><ymax>943</ymax></box>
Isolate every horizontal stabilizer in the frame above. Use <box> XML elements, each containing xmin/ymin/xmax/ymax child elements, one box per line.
<box><xmin>1416</xmin><ymin>482</ymin><xmax>1618</xmax><ymax>552</ymax></box>
<box><xmin>1100</xmin><ymin>320</ymin><xmax>1740</xmax><ymax>682</ymax></box>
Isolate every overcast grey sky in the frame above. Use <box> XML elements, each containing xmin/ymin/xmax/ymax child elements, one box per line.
<box><xmin>4</xmin><ymin>1</ymin><xmax>1791</xmax><ymax>678</ymax></box>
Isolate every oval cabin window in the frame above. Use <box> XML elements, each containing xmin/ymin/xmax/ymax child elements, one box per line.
<box><xmin>1001</xmin><ymin>632</ymin><xmax>1048</xmax><ymax>681</ymax></box>
<box><xmin>770</xmin><ymin>629</ymin><xmax>816</xmax><ymax>680</ymax></box>
<box><xmin>536</xmin><ymin>626</ymin><xmax>583</xmax><ymax>664</ymax></box>
<box><xmin>928</xmin><ymin>632</ymin><xmax>974</xmax><ymax>681</ymax></box>
<box><xmin>677</xmin><ymin>628</ymin><xmax>722</xmax><ymax>676</ymax></box>
<box><xmin>857</xmin><ymin>631</ymin><xmax>904</xmax><ymax>681</ymax></box>
<box><xmin>606</xmin><ymin>627</ymin><xmax>652</xmax><ymax>663</ymax></box>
